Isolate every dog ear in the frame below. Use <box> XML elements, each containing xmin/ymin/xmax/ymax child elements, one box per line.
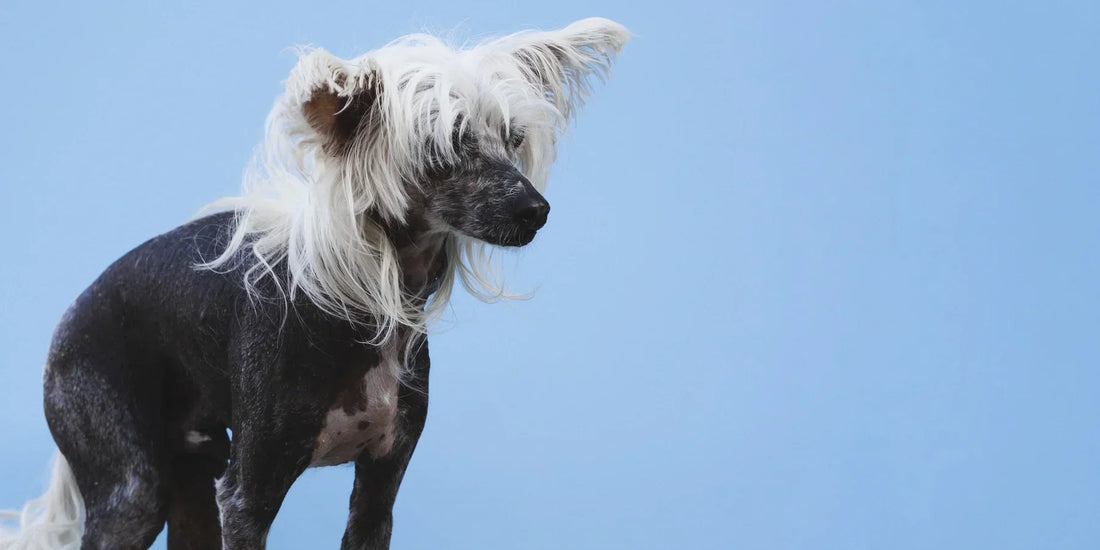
<box><xmin>302</xmin><ymin>75</ymin><xmax>380</xmax><ymax>154</ymax></box>
<box><xmin>501</xmin><ymin>17</ymin><xmax>629</xmax><ymax>117</ymax></box>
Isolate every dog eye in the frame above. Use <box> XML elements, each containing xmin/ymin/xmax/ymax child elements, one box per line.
<box><xmin>508</xmin><ymin>128</ymin><xmax>526</xmax><ymax>149</ymax></box>
<box><xmin>425</xmin><ymin>151</ymin><xmax>452</xmax><ymax>178</ymax></box>
<box><xmin>449</xmin><ymin>115</ymin><xmax>474</xmax><ymax>149</ymax></box>
<box><xmin>442</xmin><ymin>129</ymin><xmax>476</xmax><ymax>158</ymax></box>
<box><xmin>457</xmin><ymin>132</ymin><xmax>478</xmax><ymax>153</ymax></box>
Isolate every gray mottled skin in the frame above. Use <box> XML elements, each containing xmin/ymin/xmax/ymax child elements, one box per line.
<box><xmin>42</xmin><ymin>83</ymin><xmax>550</xmax><ymax>549</ymax></box>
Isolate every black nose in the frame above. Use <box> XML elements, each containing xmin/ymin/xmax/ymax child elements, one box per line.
<box><xmin>515</xmin><ymin>197</ymin><xmax>550</xmax><ymax>230</ymax></box>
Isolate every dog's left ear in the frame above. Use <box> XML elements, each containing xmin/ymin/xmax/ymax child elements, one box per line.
<box><xmin>498</xmin><ymin>17</ymin><xmax>630</xmax><ymax>117</ymax></box>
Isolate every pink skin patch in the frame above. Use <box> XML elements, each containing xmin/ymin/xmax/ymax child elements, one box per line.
<box><xmin>310</xmin><ymin>347</ymin><xmax>402</xmax><ymax>466</ymax></box>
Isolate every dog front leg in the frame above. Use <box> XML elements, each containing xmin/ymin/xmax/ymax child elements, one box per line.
<box><xmin>217</xmin><ymin>424</ymin><xmax>312</xmax><ymax>550</ymax></box>
<box><xmin>339</xmin><ymin>454</ymin><xmax>413</xmax><ymax>550</ymax></box>
<box><xmin>217</xmin><ymin>358</ymin><xmax>315</xmax><ymax>550</ymax></box>
<box><xmin>341</xmin><ymin>370</ymin><xmax>428</xmax><ymax>550</ymax></box>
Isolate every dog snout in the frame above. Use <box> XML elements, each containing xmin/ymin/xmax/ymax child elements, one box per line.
<box><xmin>514</xmin><ymin>195</ymin><xmax>550</xmax><ymax>230</ymax></box>
<box><xmin>505</xmin><ymin>175</ymin><xmax>550</xmax><ymax>231</ymax></box>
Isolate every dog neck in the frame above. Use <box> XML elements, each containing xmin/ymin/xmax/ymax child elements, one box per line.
<box><xmin>385</xmin><ymin>215</ymin><xmax>449</xmax><ymax>301</ymax></box>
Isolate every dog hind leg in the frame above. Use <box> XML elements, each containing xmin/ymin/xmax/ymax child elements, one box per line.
<box><xmin>44</xmin><ymin>354</ymin><xmax>169</xmax><ymax>550</ymax></box>
<box><xmin>166</xmin><ymin>452</ymin><xmax>224</xmax><ymax>550</ymax></box>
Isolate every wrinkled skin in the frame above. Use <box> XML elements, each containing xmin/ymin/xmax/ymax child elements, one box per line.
<box><xmin>422</xmin><ymin>130</ymin><xmax>550</xmax><ymax>247</ymax></box>
<box><xmin>45</xmin><ymin>212</ymin><xmax>440</xmax><ymax>550</ymax></box>
<box><xmin>30</xmin><ymin>13</ymin><xmax>632</xmax><ymax>549</ymax></box>
<box><xmin>41</xmin><ymin>135</ymin><xmax>552</xmax><ymax>550</ymax></box>
<box><xmin>46</xmin><ymin>78</ymin><xmax>551</xmax><ymax>550</ymax></box>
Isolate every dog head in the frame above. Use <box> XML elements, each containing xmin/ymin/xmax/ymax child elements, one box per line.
<box><xmin>291</xmin><ymin>17</ymin><xmax>629</xmax><ymax>247</ymax></box>
<box><xmin>205</xmin><ymin>19</ymin><xmax>628</xmax><ymax>340</ymax></box>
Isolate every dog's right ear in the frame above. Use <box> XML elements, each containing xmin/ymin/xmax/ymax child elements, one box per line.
<box><xmin>302</xmin><ymin>79</ymin><xmax>380</xmax><ymax>154</ymax></box>
<box><xmin>289</xmin><ymin>49</ymin><xmax>382</xmax><ymax>154</ymax></box>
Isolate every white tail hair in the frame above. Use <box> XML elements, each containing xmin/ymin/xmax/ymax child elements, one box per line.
<box><xmin>0</xmin><ymin>454</ymin><xmax>84</xmax><ymax>550</ymax></box>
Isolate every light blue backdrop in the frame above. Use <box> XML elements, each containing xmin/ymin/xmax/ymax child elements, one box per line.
<box><xmin>2</xmin><ymin>1</ymin><xmax>1098</xmax><ymax>549</ymax></box>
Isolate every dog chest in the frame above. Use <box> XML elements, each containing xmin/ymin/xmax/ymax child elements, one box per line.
<box><xmin>310</xmin><ymin>346</ymin><xmax>403</xmax><ymax>466</ymax></box>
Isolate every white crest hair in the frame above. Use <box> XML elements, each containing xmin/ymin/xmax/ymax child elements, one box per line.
<box><xmin>200</xmin><ymin>18</ymin><xmax>628</xmax><ymax>348</ymax></box>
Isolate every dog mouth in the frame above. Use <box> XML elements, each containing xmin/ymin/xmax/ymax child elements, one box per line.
<box><xmin>483</xmin><ymin>224</ymin><xmax>539</xmax><ymax>247</ymax></box>
<box><xmin>430</xmin><ymin>214</ymin><xmax>540</xmax><ymax>247</ymax></box>
<box><xmin>495</xmin><ymin>227</ymin><xmax>538</xmax><ymax>247</ymax></box>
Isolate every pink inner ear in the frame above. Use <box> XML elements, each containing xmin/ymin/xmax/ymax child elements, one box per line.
<box><xmin>302</xmin><ymin>75</ymin><xmax>380</xmax><ymax>154</ymax></box>
<box><xmin>303</xmin><ymin>88</ymin><xmax>342</xmax><ymax>139</ymax></box>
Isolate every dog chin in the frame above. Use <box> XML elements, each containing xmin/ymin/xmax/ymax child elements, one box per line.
<box><xmin>482</xmin><ymin>227</ymin><xmax>538</xmax><ymax>247</ymax></box>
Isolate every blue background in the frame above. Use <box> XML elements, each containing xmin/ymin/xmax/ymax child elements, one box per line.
<box><xmin>2</xmin><ymin>1</ymin><xmax>1098</xmax><ymax>549</ymax></box>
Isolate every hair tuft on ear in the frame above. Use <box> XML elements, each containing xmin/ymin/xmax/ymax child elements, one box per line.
<box><xmin>302</xmin><ymin>81</ymin><xmax>379</xmax><ymax>154</ymax></box>
<box><xmin>286</xmin><ymin>48</ymin><xmax>382</xmax><ymax>154</ymax></box>
<box><xmin>494</xmin><ymin>17</ymin><xmax>630</xmax><ymax>119</ymax></box>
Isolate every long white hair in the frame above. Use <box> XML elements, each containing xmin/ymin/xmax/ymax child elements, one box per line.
<box><xmin>0</xmin><ymin>455</ymin><xmax>84</xmax><ymax>549</ymax></box>
<box><xmin>200</xmin><ymin>18</ymin><xmax>629</xmax><ymax>346</ymax></box>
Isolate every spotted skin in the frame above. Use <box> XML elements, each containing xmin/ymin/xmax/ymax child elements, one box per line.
<box><xmin>42</xmin><ymin>58</ymin><xmax>554</xmax><ymax>550</ymax></box>
<box><xmin>424</xmin><ymin>131</ymin><xmax>551</xmax><ymax>247</ymax></box>
<box><xmin>311</xmin><ymin>342</ymin><xmax>403</xmax><ymax>466</ymax></box>
<box><xmin>43</xmin><ymin>212</ymin><xmax>438</xmax><ymax>550</ymax></box>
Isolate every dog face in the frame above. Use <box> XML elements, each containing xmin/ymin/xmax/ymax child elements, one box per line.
<box><xmin>294</xmin><ymin>18</ymin><xmax>628</xmax><ymax>249</ymax></box>
<box><xmin>422</xmin><ymin>123</ymin><xmax>550</xmax><ymax>247</ymax></box>
<box><xmin>304</xmin><ymin>82</ymin><xmax>552</xmax><ymax>247</ymax></box>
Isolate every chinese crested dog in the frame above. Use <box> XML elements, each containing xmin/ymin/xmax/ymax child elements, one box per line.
<box><xmin>0</xmin><ymin>17</ymin><xmax>627</xmax><ymax>549</ymax></box>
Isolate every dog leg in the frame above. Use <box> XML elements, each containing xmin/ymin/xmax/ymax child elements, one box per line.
<box><xmin>76</xmin><ymin>468</ymin><xmax>167</xmax><ymax>550</ymax></box>
<box><xmin>217</xmin><ymin>359</ymin><xmax>315</xmax><ymax>550</ymax></box>
<box><xmin>167</xmin><ymin>452</ymin><xmax>225</xmax><ymax>550</ymax></box>
<box><xmin>216</xmin><ymin>442</ymin><xmax>310</xmax><ymax>549</ymax></box>
<box><xmin>341</xmin><ymin>348</ymin><xmax>429</xmax><ymax>550</ymax></box>
<box><xmin>44</xmin><ymin>342</ymin><xmax>169</xmax><ymax>550</ymax></box>
<box><xmin>339</xmin><ymin>454</ymin><xmax>410</xmax><ymax>550</ymax></box>
<box><xmin>216</xmin><ymin>420</ymin><xmax>313</xmax><ymax>550</ymax></box>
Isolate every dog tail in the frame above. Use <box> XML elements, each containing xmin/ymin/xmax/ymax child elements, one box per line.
<box><xmin>0</xmin><ymin>453</ymin><xmax>84</xmax><ymax>550</ymax></box>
